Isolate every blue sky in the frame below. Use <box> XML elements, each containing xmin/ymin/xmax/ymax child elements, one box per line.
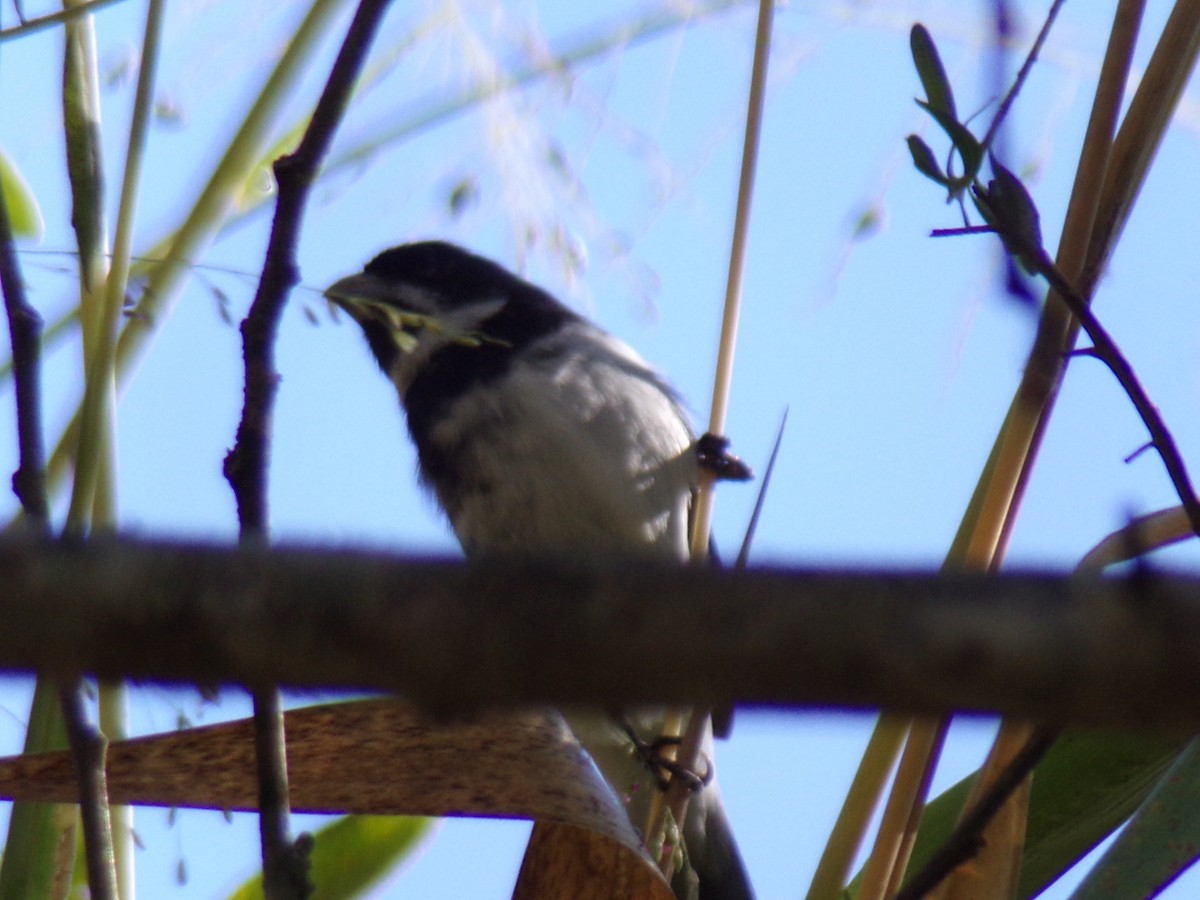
<box><xmin>2</xmin><ymin>0</ymin><xmax>1200</xmax><ymax>897</ymax></box>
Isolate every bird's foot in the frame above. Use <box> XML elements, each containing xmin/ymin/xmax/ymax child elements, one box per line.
<box><xmin>696</xmin><ymin>433</ymin><xmax>753</xmax><ymax>482</ymax></box>
<box><xmin>625</xmin><ymin>726</ymin><xmax>714</xmax><ymax>793</ymax></box>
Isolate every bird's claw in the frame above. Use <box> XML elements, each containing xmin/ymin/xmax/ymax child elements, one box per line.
<box><xmin>629</xmin><ymin>730</ymin><xmax>715</xmax><ymax>793</ymax></box>
<box><xmin>696</xmin><ymin>433</ymin><xmax>753</xmax><ymax>482</ymax></box>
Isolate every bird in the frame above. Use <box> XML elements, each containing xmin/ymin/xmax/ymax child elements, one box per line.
<box><xmin>324</xmin><ymin>239</ymin><xmax>753</xmax><ymax>899</ymax></box>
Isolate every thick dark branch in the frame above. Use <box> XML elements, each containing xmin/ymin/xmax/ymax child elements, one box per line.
<box><xmin>4</xmin><ymin>537</ymin><xmax>1200</xmax><ymax>728</ymax></box>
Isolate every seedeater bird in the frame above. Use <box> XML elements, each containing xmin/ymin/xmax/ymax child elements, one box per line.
<box><xmin>325</xmin><ymin>240</ymin><xmax>753</xmax><ymax>899</ymax></box>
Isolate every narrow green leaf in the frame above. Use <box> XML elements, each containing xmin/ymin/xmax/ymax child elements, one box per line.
<box><xmin>1068</xmin><ymin>736</ymin><xmax>1200</xmax><ymax>900</ymax></box>
<box><xmin>0</xmin><ymin>148</ymin><xmax>44</xmax><ymax>240</ymax></box>
<box><xmin>61</xmin><ymin>17</ymin><xmax>107</xmax><ymax>292</ymax></box>
<box><xmin>844</xmin><ymin>732</ymin><xmax>1184</xmax><ymax>899</ymax></box>
<box><xmin>1018</xmin><ymin>732</ymin><xmax>1183</xmax><ymax>896</ymax></box>
<box><xmin>915</xmin><ymin>100</ymin><xmax>983</xmax><ymax>184</ymax></box>
<box><xmin>906</xmin><ymin>135</ymin><xmax>948</xmax><ymax>186</ymax></box>
<box><xmin>0</xmin><ymin>682</ymin><xmax>77</xmax><ymax>900</ymax></box>
<box><xmin>227</xmin><ymin>815</ymin><xmax>434</xmax><ymax>900</ymax></box>
<box><xmin>901</xmin><ymin>732</ymin><xmax>1182</xmax><ymax>899</ymax></box>
<box><xmin>910</xmin><ymin>24</ymin><xmax>956</xmax><ymax>121</ymax></box>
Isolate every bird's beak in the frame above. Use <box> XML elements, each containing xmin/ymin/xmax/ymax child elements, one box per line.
<box><xmin>323</xmin><ymin>272</ymin><xmax>387</xmax><ymax>307</ymax></box>
<box><xmin>324</xmin><ymin>272</ymin><xmax>501</xmax><ymax>353</ymax></box>
<box><xmin>324</xmin><ymin>273</ymin><xmax>442</xmax><ymax>354</ymax></box>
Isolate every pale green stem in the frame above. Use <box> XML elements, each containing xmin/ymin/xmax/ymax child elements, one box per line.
<box><xmin>89</xmin><ymin>4</ymin><xmax>168</xmax><ymax>896</ymax></box>
<box><xmin>62</xmin><ymin>0</ymin><xmax>111</xmax><ymax>534</ymax></box>
<box><xmin>654</xmin><ymin>0</ymin><xmax>774</xmax><ymax>879</ymax></box>
<box><xmin>806</xmin><ymin>718</ymin><xmax>910</xmax><ymax>900</ymax></box>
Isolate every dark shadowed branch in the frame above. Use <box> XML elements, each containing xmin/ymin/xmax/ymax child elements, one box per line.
<box><xmin>4</xmin><ymin>537</ymin><xmax>1200</xmax><ymax>728</ymax></box>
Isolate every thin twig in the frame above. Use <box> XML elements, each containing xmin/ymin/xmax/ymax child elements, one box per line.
<box><xmin>997</xmin><ymin>231</ymin><xmax>1200</xmax><ymax>539</ymax></box>
<box><xmin>222</xmin><ymin>3</ymin><xmax>393</xmax><ymax>897</ymax></box>
<box><xmin>58</xmin><ymin>682</ymin><xmax>118</xmax><ymax>900</ymax></box>
<box><xmin>893</xmin><ymin>728</ymin><xmax>1059</xmax><ymax>900</ymax></box>
<box><xmin>253</xmin><ymin>686</ymin><xmax>309</xmax><ymax>900</ymax></box>
<box><xmin>980</xmin><ymin>0</ymin><xmax>1067</xmax><ymax>153</ymax></box>
<box><xmin>224</xmin><ymin>0</ymin><xmax>392</xmax><ymax>528</ymax></box>
<box><xmin>0</xmin><ymin>0</ymin><xmax>127</xmax><ymax>42</ymax></box>
<box><xmin>842</xmin><ymin>7</ymin><xmax>1142</xmax><ymax>897</ymax></box>
<box><xmin>825</xmin><ymin>5</ymin><xmax>1072</xmax><ymax>897</ymax></box>
<box><xmin>927</xmin><ymin>9</ymin><xmax>1144</xmax><ymax>891</ymax></box>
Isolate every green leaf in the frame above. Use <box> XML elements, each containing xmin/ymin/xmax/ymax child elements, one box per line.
<box><xmin>0</xmin><ymin>148</ymin><xmax>44</xmax><ymax>240</ymax></box>
<box><xmin>1068</xmin><ymin>735</ymin><xmax>1200</xmax><ymax>899</ymax></box>
<box><xmin>906</xmin><ymin>135</ymin><xmax>947</xmax><ymax>186</ymax></box>
<box><xmin>1018</xmin><ymin>732</ymin><xmax>1182</xmax><ymax>896</ymax></box>
<box><xmin>916</xmin><ymin>100</ymin><xmax>983</xmax><ymax>185</ymax></box>
<box><xmin>61</xmin><ymin>18</ymin><xmax>107</xmax><ymax>291</ymax></box>
<box><xmin>892</xmin><ymin>731</ymin><xmax>1185</xmax><ymax>899</ymax></box>
<box><xmin>910</xmin><ymin>24</ymin><xmax>956</xmax><ymax>121</ymax></box>
<box><xmin>226</xmin><ymin>815</ymin><xmax>434</xmax><ymax>900</ymax></box>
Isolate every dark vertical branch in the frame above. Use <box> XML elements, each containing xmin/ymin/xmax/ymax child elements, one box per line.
<box><xmin>221</xmin><ymin>3</ymin><xmax>394</xmax><ymax>898</ymax></box>
<box><xmin>223</xmin><ymin>0</ymin><xmax>393</xmax><ymax>524</ymax></box>
<box><xmin>0</xmin><ymin>166</ymin><xmax>49</xmax><ymax>528</ymax></box>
